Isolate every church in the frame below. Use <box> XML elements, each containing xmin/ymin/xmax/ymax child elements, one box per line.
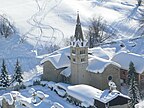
<box><xmin>41</xmin><ymin>14</ymin><xmax>122</xmax><ymax>90</ymax></box>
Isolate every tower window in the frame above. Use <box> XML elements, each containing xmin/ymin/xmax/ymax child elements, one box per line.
<box><xmin>72</xmin><ymin>49</ymin><xmax>76</xmax><ymax>54</ymax></box>
<box><xmin>81</xmin><ymin>58</ymin><xmax>85</xmax><ymax>62</ymax></box>
<box><xmin>80</xmin><ymin>50</ymin><xmax>85</xmax><ymax>54</ymax></box>
<box><xmin>73</xmin><ymin>58</ymin><xmax>76</xmax><ymax>62</ymax></box>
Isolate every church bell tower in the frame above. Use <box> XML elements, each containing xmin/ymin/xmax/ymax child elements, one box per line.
<box><xmin>70</xmin><ymin>13</ymin><xmax>88</xmax><ymax>84</ymax></box>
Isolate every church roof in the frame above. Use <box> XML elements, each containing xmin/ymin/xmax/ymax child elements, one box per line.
<box><xmin>41</xmin><ymin>53</ymin><xmax>70</xmax><ymax>69</ymax></box>
<box><xmin>74</xmin><ymin>13</ymin><xmax>84</xmax><ymax>41</ymax></box>
<box><xmin>87</xmin><ymin>55</ymin><xmax>120</xmax><ymax>73</ymax></box>
<box><xmin>41</xmin><ymin>46</ymin><xmax>119</xmax><ymax>75</ymax></box>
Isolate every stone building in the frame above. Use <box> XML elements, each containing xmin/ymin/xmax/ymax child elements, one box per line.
<box><xmin>41</xmin><ymin>14</ymin><xmax>121</xmax><ymax>90</ymax></box>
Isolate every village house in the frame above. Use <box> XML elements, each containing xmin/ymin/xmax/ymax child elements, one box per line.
<box><xmin>112</xmin><ymin>51</ymin><xmax>144</xmax><ymax>89</ymax></box>
<box><xmin>66</xmin><ymin>84</ymin><xmax>130</xmax><ymax>108</ymax></box>
<box><xmin>41</xmin><ymin>14</ymin><xmax>122</xmax><ymax>90</ymax></box>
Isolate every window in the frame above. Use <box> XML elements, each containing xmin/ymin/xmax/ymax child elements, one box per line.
<box><xmin>73</xmin><ymin>58</ymin><xmax>76</xmax><ymax>62</ymax></box>
<box><xmin>80</xmin><ymin>50</ymin><xmax>85</xmax><ymax>54</ymax></box>
<box><xmin>72</xmin><ymin>49</ymin><xmax>76</xmax><ymax>54</ymax></box>
<box><xmin>81</xmin><ymin>58</ymin><xmax>85</xmax><ymax>62</ymax></box>
<box><xmin>108</xmin><ymin>76</ymin><xmax>113</xmax><ymax>81</ymax></box>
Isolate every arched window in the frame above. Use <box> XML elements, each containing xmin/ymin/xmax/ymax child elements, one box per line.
<box><xmin>108</xmin><ymin>75</ymin><xmax>113</xmax><ymax>81</ymax></box>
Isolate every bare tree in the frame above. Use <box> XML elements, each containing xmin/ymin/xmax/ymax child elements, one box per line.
<box><xmin>87</xmin><ymin>17</ymin><xmax>114</xmax><ymax>48</ymax></box>
<box><xmin>0</xmin><ymin>14</ymin><xmax>16</xmax><ymax>38</ymax></box>
<box><xmin>137</xmin><ymin>9</ymin><xmax>144</xmax><ymax>36</ymax></box>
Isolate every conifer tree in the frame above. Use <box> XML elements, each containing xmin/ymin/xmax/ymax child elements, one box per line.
<box><xmin>128</xmin><ymin>62</ymin><xmax>138</xmax><ymax>85</ymax></box>
<box><xmin>13</xmin><ymin>59</ymin><xmax>23</xmax><ymax>85</ymax></box>
<box><xmin>128</xmin><ymin>62</ymin><xmax>140</xmax><ymax>108</ymax></box>
<box><xmin>0</xmin><ymin>60</ymin><xmax>9</xmax><ymax>87</ymax></box>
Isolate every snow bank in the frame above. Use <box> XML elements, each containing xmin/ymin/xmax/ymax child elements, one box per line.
<box><xmin>55</xmin><ymin>83</ymin><xmax>70</xmax><ymax>91</ymax></box>
<box><xmin>47</xmin><ymin>81</ymin><xmax>56</xmax><ymax>89</ymax></box>
<box><xmin>36</xmin><ymin>91</ymin><xmax>46</xmax><ymax>99</ymax></box>
<box><xmin>112</xmin><ymin>51</ymin><xmax>144</xmax><ymax>74</ymax></box>
<box><xmin>51</xmin><ymin>102</ymin><xmax>64</xmax><ymax>108</ymax></box>
<box><xmin>29</xmin><ymin>88</ymin><xmax>36</xmax><ymax>94</ymax></box>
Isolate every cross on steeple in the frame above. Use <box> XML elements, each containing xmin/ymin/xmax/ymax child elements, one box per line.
<box><xmin>74</xmin><ymin>12</ymin><xmax>84</xmax><ymax>41</ymax></box>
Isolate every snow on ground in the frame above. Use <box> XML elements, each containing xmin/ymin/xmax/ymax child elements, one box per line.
<box><xmin>0</xmin><ymin>35</ymin><xmax>40</xmax><ymax>75</ymax></box>
<box><xmin>0</xmin><ymin>0</ymin><xmax>143</xmax><ymax>48</ymax></box>
<box><xmin>20</xmin><ymin>86</ymin><xmax>77</xmax><ymax>108</ymax></box>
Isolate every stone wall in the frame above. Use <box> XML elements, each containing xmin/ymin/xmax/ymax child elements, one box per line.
<box><xmin>2</xmin><ymin>98</ymin><xmax>15</xmax><ymax>108</ymax></box>
<box><xmin>42</xmin><ymin>61</ymin><xmax>62</xmax><ymax>82</ymax></box>
<box><xmin>88</xmin><ymin>64</ymin><xmax>121</xmax><ymax>90</ymax></box>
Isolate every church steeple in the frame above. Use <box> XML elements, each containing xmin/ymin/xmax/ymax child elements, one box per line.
<box><xmin>74</xmin><ymin>13</ymin><xmax>84</xmax><ymax>41</ymax></box>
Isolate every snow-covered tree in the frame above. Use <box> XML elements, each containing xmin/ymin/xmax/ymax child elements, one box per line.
<box><xmin>0</xmin><ymin>60</ymin><xmax>9</xmax><ymax>87</ymax></box>
<box><xmin>127</xmin><ymin>62</ymin><xmax>138</xmax><ymax>85</ymax></box>
<box><xmin>13</xmin><ymin>59</ymin><xmax>23</xmax><ymax>85</ymax></box>
<box><xmin>128</xmin><ymin>62</ymin><xmax>140</xmax><ymax>108</ymax></box>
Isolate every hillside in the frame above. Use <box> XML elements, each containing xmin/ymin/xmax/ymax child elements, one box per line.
<box><xmin>0</xmin><ymin>0</ymin><xmax>143</xmax><ymax>48</ymax></box>
<box><xmin>0</xmin><ymin>0</ymin><xmax>143</xmax><ymax>79</ymax></box>
<box><xmin>0</xmin><ymin>35</ymin><xmax>40</xmax><ymax>75</ymax></box>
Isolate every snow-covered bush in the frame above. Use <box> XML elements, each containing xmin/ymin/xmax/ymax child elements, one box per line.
<box><xmin>40</xmin><ymin>81</ymin><xmax>48</xmax><ymax>87</ymax></box>
<box><xmin>24</xmin><ymin>81</ymin><xmax>33</xmax><ymax>87</ymax></box>
<box><xmin>47</xmin><ymin>81</ymin><xmax>56</xmax><ymax>90</ymax></box>
<box><xmin>33</xmin><ymin>80</ymin><xmax>41</xmax><ymax>86</ymax></box>
<box><xmin>81</xmin><ymin>101</ymin><xmax>90</xmax><ymax>108</ymax></box>
<box><xmin>32</xmin><ymin>77</ymin><xmax>41</xmax><ymax>86</ymax></box>
<box><xmin>54</xmin><ymin>86</ymin><xmax>66</xmax><ymax>97</ymax></box>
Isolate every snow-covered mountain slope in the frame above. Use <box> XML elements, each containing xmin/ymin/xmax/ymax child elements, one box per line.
<box><xmin>0</xmin><ymin>0</ymin><xmax>143</xmax><ymax>48</ymax></box>
<box><xmin>102</xmin><ymin>36</ymin><xmax>144</xmax><ymax>55</ymax></box>
<box><xmin>0</xmin><ymin>35</ymin><xmax>40</xmax><ymax>74</ymax></box>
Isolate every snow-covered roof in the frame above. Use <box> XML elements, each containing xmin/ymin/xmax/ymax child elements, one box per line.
<box><xmin>56</xmin><ymin>46</ymin><xmax>70</xmax><ymax>57</ymax></box>
<box><xmin>112</xmin><ymin>51</ymin><xmax>144</xmax><ymax>74</ymax></box>
<box><xmin>60</xmin><ymin>67</ymin><xmax>71</xmax><ymax>77</ymax></box>
<box><xmin>41</xmin><ymin>46</ymin><xmax>119</xmax><ymax>73</ymax></box>
<box><xmin>99</xmin><ymin>89</ymin><xmax>130</xmax><ymax>103</ymax></box>
<box><xmin>41</xmin><ymin>53</ymin><xmax>70</xmax><ymax>69</ymax></box>
<box><xmin>89</xmin><ymin>47</ymin><xmax>116</xmax><ymax>60</ymax></box>
<box><xmin>87</xmin><ymin>55</ymin><xmax>120</xmax><ymax>73</ymax></box>
<box><xmin>67</xmin><ymin>84</ymin><xmax>130</xmax><ymax>106</ymax></box>
<box><xmin>67</xmin><ymin>84</ymin><xmax>99</xmax><ymax>106</ymax></box>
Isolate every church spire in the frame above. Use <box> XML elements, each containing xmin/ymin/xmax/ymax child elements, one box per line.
<box><xmin>74</xmin><ymin>13</ymin><xmax>84</xmax><ymax>41</ymax></box>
